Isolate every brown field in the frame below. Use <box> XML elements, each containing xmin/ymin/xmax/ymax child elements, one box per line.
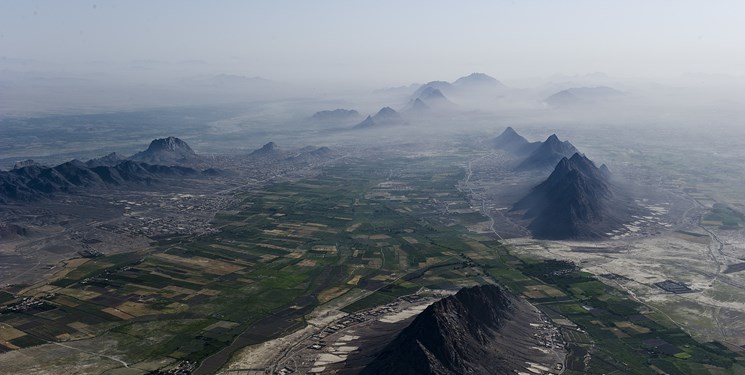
<box><xmin>153</xmin><ymin>253</ymin><xmax>245</xmax><ymax>275</ymax></box>
<box><xmin>523</xmin><ymin>290</ymin><xmax>546</xmax><ymax>299</ymax></box>
<box><xmin>255</xmin><ymin>243</ymin><xmax>295</xmax><ymax>252</ymax></box>
<box><xmin>0</xmin><ymin>324</ymin><xmax>26</xmax><ymax>342</ymax></box>
<box><xmin>523</xmin><ymin>284</ymin><xmax>566</xmax><ymax>298</ymax></box>
<box><xmin>297</xmin><ymin>259</ymin><xmax>317</xmax><ymax>267</ymax></box>
<box><xmin>609</xmin><ymin>327</ymin><xmax>630</xmax><ymax>338</ymax></box>
<box><xmin>116</xmin><ymin>301</ymin><xmax>188</xmax><ymax>317</ymax></box>
<box><xmin>317</xmin><ymin>287</ymin><xmax>349</xmax><ymax>304</ymax></box>
<box><xmin>58</xmin><ymin>288</ymin><xmax>101</xmax><ymax>300</ymax></box>
<box><xmin>312</xmin><ymin>245</ymin><xmax>337</xmax><ymax>252</ymax></box>
<box><xmin>402</xmin><ymin>236</ymin><xmax>418</xmax><ymax>244</ymax></box>
<box><xmin>346</xmin><ymin>275</ymin><xmax>362</xmax><ymax>285</ymax></box>
<box><xmin>614</xmin><ymin>321</ymin><xmax>651</xmax><ymax>334</ymax></box>
<box><xmin>102</xmin><ymin>307</ymin><xmax>135</xmax><ymax>320</ymax></box>
<box><xmin>369</xmin><ymin>234</ymin><xmax>391</xmax><ymax>240</ymax></box>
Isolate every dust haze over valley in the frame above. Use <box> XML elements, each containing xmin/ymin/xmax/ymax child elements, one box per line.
<box><xmin>3</xmin><ymin>1</ymin><xmax>745</xmax><ymax>375</ymax></box>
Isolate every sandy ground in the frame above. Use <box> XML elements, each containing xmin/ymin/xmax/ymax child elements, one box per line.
<box><xmin>506</xmin><ymin>229</ymin><xmax>745</xmax><ymax>347</ymax></box>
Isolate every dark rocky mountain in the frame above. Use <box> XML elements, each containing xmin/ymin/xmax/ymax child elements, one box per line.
<box><xmin>492</xmin><ymin>127</ymin><xmax>540</xmax><ymax>155</ymax></box>
<box><xmin>130</xmin><ymin>136</ymin><xmax>198</xmax><ymax>164</ymax></box>
<box><xmin>354</xmin><ymin>107</ymin><xmax>404</xmax><ymax>128</ymax></box>
<box><xmin>511</xmin><ymin>153</ymin><xmax>614</xmax><ymax>239</ymax></box>
<box><xmin>0</xmin><ymin>159</ymin><xmax>207</xmax><ymax>204</ymax></box>
<box><xmin>516</xmin><ymin>134</ymin><xmax>578</xmax><ymax>171</ymax></box>
<box><xmin>85</xmin><ymin>152</ymin><xmax>123</xmax><ymax>167</ymax></box>
<box><xmin>249</xmin><ymin>142</ymin><xmax>281</xmax><ymax>157</ymax></box>
<box><xmin>360</xmin><ymin>285</ymin><xmax>556</xmax><ymax>375</ymax></box>
<box><xmin>310</xmin><ymin>109</ymin><xmax>360</xmax><ymax>122</ymax></box>
<box><xmin>544</xmin><ymin>86</ymin><xmax>623</xmax><ymax>107</ymax></box>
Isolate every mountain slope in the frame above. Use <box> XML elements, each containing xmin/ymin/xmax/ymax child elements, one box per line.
<box><xmin>512</xmin><ymin>153</ymin><xmax>614</xmax><ymax>239</ymax></box>
<box><xmin>250</xmin><ymin>142</ymin><xmax>281</xmax><ymax>157</ymax></box>
<box><xmin>310</xmin><ymin>109</ymin><xmax>360</xmax><ymax>122</ymax></box>
<box><xmin>516</xmin><ymin>134</ymin><xmax>578</xmax><ymax>171</ymax></box>
<box><xmin>130</xmin><ymin>136</ymin><xmax>198</xmax><ymax>164</ymax></box>
<box><xmin>544</xmin><ymin>86</ymin><xmax>623</xmax><ymax>107</ymax></box>
<box><xmin>0</xmin><ymin>160</ymin><xmax>206</xmax><ymax>203</ymax></box>
<box><xmin>492</xmin><ymin>127</ymin><xmax>540</xmax><ymax>155</ymax></box>
<box><xmin>354</xmin><ymin>107</ymin><xmax>404</xmax><ymax>128</ymax></box>
<box><xmin>360</xmin><ymin>285</ymin><xmax>557</xmax><ymax>375</ymax></box>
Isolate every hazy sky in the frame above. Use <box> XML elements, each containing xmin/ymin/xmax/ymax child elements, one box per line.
<box><xmin>2</xmin><ymin>1</ymin><xmax>744</xmax><ymax>85</ymax></box>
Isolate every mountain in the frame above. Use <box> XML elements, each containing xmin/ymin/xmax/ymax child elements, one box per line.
<box><xmin>130</xmin><ymin>136</ymin><xmax>198</xmax><ymax>164</ymax></box>
<box><xmin>310</xmin><ymin>109</ymin><xmax>360</xmax><ymax>122</ymax></box>
<box><xmin>511</xmin><ymin>153</ymin><xmax>613</xmax><ymax>239</ymax></box>
<box><xmin>516</xmin><ymin>134</ymin><xmax>578</xmax><ymax>171</ymax></box>
<box><xmin>0</xmin><ymin>160</ymin><xmax>206</xmax><ymax>204</ymax></box>
<box><xmin>284</xmin><ymin>146</ymin><xmax>335</xmax><ymax>163</ymax></box>
<box><xmin>13</xmin><ymin>159</ymin><xmax>39</xmax><ymax>169</ymax></box>
<box><xmin>407</xmin><ymin>98</ymin><xmax>430</xmax><ymax>113</ymax></box>
<box><xmin>412</xmin><ymin>81</ymin><xmax>453</xmax><ymax>98</ymax></box>
<box><xmin>360</xmin><ymin>285</ymin><xmax>555</xmax><ymax>375</ymax></box>
<box><xmin>250</xmin><ymin>142</ymin><xmax>281</xmax><ymax>157</ymax></box>
<box><xmin>411</xmin><ymin>87</ymin><xmax>456</xmax><ymax>111</ymax></box>
<box><xmin>452</xmin><ymin>72</ymin><xmax>504</xmax><ymax>90</ymax></box>
<box><xmin>544</xmin><ymin>86</ymin><xmax>623</xmax><ymax>107</ymax></box>
<box><xmin>492</xmin><ymin>127</ymin><xmax>540</xmax><ymax>155</ymax></box>
<box><xmin>354</xmin><ymin>107</ymin><xmax>404</xmax><ymax>128</ymax></box>
<box><xmin>85</xmin><ymin>152</ymin><xmax>123</xmax><ymax>167</ymax></box>
<box><xmin>411</xmin><ymin>73</ymin><xmax>504</xmax><ymax>100</ymax></box>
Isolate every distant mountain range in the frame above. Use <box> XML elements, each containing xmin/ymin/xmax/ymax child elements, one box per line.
<box><xmin>412</xmin><ymin>72</ymin><xmax>505</xmax><ymax>101</ymax></box>
<box><xmin>0</xmin><ymin>160</ymin><xmax>207</xmax><ymax>204</ymax></box>
<box><xmin>406</xmin><ymin>87</ymin><xmax>456</xmax><ymax>113</ymax></box>
<box><xmin>354</xmin><ymin>107</ymin><xmax>405</xmax><ymax>128</ymax></box>
<box><xmin>248</xmin><ymin>142</ymin><xmax>335</xmax><ymax>163</ymax></box>
<box><xmin>360</xmin><ymin>285</ymin><xmax>552</xmax><ymax>374</ymax></box>
<box><xmin>544</xmin><ymin>86</ymin><xmax>623</xmax><ymax>107</ymax></box>
<box><xmin>310</xmin><ymin>109</ymin><xmax>361</xmax><ymax>122</ymax></box>
<box><xmin>492</xmin><ymin>127</ymin><xmax>540</xmax><ymax>155</ymax></box>
<box><xmin>512</xmin><ymin>153</ymin><xmax>614</xmax><ymax>239</ymax></box>
<box><xmin>516</xmin><ymin>134</ymin><xmax>579</xmax><ymax>171</ymax></box>
<box><xmin>493</xmin><ymin>128</ymin><xmax>579</xmax><ymax>171</ymax></box>
<box><xmin>249</xmin><ymin>142</ymin><xmax>281</xmax><ymax>157</ymax></box>
<box><xmin>0</xmin><ymin>137</ymin><xmax>217</xmax><ymax>204</ymax></box>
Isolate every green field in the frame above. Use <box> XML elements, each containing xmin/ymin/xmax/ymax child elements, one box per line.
<box><xmin>0</xmin><ymin>153</ymin><xmax>741</xmax><ymax>374</ymax></box>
